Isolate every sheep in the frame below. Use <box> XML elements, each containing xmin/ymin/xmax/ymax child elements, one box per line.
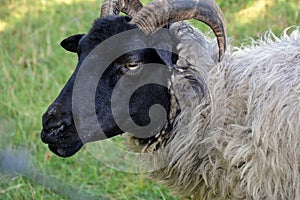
<box><xmin>41</xmin><ymin>0</ymin><xmax>300</xmax><ymax>199</ymax></box>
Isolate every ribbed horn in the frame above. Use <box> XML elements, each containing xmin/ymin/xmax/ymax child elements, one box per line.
<box><xmin>131</xmin><ymin>0</ymin><xmax>227</xmax><ymax>61</ymax></box>
<box><xmin>115</xmin><ymin>0</ymin><xmax>143</xmax><ymax>16</ymax></box>
<box><xmin>100</xmin><ymin>0</ymin><xmax>119</xmax><ymax>17</ymax></box>
<box><xmin>100</xmin><ymin>0</ymin><xmax>143</xmax><ymax>17</ymax></box>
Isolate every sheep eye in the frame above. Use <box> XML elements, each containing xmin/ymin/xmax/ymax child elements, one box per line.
<box><xmin>117</xmin><ymin>62</ymin><xmax>143</xmax><ymax>75</ymax></box>
<box><xmin>125</xmin><ymin>62</ymin><xmax>141</xmax><ymax>70</ymax></box>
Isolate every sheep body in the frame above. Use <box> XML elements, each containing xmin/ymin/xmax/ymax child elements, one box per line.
<box><xmin>135</xmin><ymin>24</ymin><xmax>300</xmax><ymax>199</ymax></box>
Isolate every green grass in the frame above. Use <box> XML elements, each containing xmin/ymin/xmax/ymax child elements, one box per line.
<box><xmin>0</xmin><ymin>0</ymin><xmax>299</xmax><ymax>199</ymax></box>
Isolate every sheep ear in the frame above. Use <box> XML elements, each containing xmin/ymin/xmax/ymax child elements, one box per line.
<box><xmin>60</xmin><ymin>34</ymin><xmax>85</xmax><ymax>53</ymax></box>
<box><xmin>155</xmin><ymin>49</ymin><xmax>178</xmax><ymax>67</ymax></box>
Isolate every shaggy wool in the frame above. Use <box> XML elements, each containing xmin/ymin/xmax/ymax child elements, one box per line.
<box><xmin>131</xmin><ymin>24</ymin><xmax>300</xmax><ymax>200</ymax></box>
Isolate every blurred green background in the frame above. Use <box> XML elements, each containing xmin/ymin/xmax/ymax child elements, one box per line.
<box><xmin>0</xmin><ymin>0</ymin><xmax>299</xmax><ymax>199</ymax></box>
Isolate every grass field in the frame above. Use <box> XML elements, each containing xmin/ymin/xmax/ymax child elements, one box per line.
<box><xmin>0</xmin><ymin>0</ymin><xmax>299</xmax><ymax>199</ymax></box>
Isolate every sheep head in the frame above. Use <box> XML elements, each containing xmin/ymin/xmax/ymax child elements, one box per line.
<box><xmin>41</xmin><ymin>0</ymin><xmax>226</xmax><ymax>157</ymax></box>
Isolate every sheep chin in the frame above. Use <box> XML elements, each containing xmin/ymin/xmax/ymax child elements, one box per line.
<box><xmin>48</xmin><ymin>142</ymin><xmax>83</xmax><ymax>158</ymax></box>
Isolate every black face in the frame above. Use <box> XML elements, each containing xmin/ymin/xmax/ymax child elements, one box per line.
<box><xmin>41</xmin><ymin>16</ymin><xmax>176</xmax><ymax>157</ymax></box>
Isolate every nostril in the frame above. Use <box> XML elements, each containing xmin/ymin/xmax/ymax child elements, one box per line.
<box><xmin>42</xmin><ymin>115</ymin><xmax>72</xmax><ymax>132</ymax></box>
<box><xmin>42</xmin><ymin>112</ymin><xmax>56</xmax><ymax>132</ymax></box>
<box><xmin>42</xmin><ymin>106</ymin><xmax>73</xmax><ymax>132</ymax></box>
<box><xmin>41</xmin><ymin>124</ymin><xmax>65</xmax><ymax>144</ymax></box>
<box><xmin>42</xmin><ymin>108</ymin><xmax>56</xmax><ymax>128</ymax></box>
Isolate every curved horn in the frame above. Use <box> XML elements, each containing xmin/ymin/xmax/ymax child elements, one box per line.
<box><xmin>100</xmin><ymin>0</ymin><xmax>119</xmax><ymax>17</ymax></box>
<box><xmin>115</xmin><ymin>0</ymin><xmax>143</xmax><ymax>16</ymax></box>
<box><xmin>100</xmin><ymin>0</ymin><xmax>143</xmax><ymax>18</ymax></box>
<box><xmin>131</xmin><ymin>0</ymin><xmax>227</xmax><ymax>61</ymax></box>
